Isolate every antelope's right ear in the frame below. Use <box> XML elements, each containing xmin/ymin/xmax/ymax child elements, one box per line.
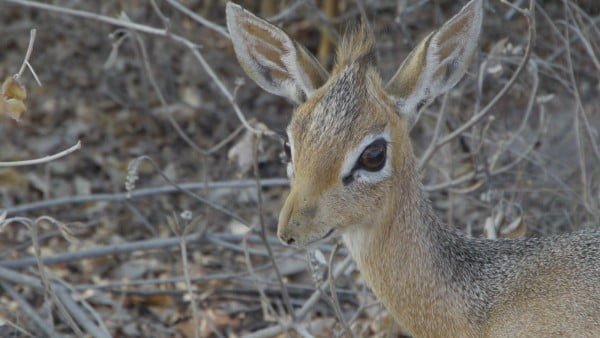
<box><xmin>386</xmin><ymin>0</ymin><xmax>483</xmax><ymax>115</ymax></box>
<box><xmin>226</xmin><ymin>2</ymin><xmax>328</xmax><ymax>103</ymax></box>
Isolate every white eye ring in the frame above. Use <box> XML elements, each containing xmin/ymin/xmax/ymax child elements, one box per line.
<box><xmin>285</xmin><ymin>130</ymin><xmax>295</xmax><ymax>179</ymax></box>
<box><xmin>286</xmin><ymin>162</ymin><xmax>294</xmax><ymax>179</ymax></box>
<box><xmin>340</xmin><ymin>130</ymin><xmax>392</xmax><ymax>184</ymax></box>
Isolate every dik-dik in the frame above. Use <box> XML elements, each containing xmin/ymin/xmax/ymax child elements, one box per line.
<box><xmin>226</xmin><ymin>0</ymin><xmax>600</xmax><ymax>336</ymax></box>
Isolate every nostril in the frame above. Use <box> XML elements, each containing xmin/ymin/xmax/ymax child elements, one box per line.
<box><xmin>279</xmin><ymin>235</ymin><xmax>296</xmax><ymax>245</ymax></box>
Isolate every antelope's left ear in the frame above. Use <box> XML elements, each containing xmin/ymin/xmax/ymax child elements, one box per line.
<box><xmin>386</xmin><ymin>0</ymin><xmax>483</xmax><ymax>114</ymax></box>
<box><xmin>226</xmin><ymin>2</ymin><xmax>328</xmax><ymax>104</ymax></box>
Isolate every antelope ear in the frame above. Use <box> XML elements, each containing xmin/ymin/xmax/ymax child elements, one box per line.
<box><xmin>386</xmin><ymin>0</ymin><xmax>483</xmax><ymax>114</ymax></box>
<box><xmin>226</xmin><ymin>2</ymin><xmax>328</xmax><ymax>103</ymax></box>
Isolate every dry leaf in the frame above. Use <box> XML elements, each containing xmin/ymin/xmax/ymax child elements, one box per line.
<box><xmin>125</xmin><ymin>294</ymin><xmax>176</xmax><ymax>308</ymax></box>
<box><xmin>228</xmin><ymin>128</ymin><xmax>257</xmax><ymax>175</ymax></box>
<box><xmin>177</xmin><ymin>309</ymin><xmax>241</xmax><ymax>338</ymax></box>
<box><xmin>227</xmin><ymin>121</ymin><xmax>270</xmax><ymax>175</ymax></box>
<box><xmin>314</xmin><ymin>249</ymin><xmax>327</xmax><ymax>265</ymax></box>
<box><xmin>304</xmin><ymin>318</ymin><xmax>336</xmax><ymax>336</ymax></box>
<box><xmin>483</xmin><ymin>216</ymin><xmax>497</xmax><ymax>240</ymax></box>
<box><xmin>1</xmin><ymin>77</ymin><xmax>27</xmax><ymax>121</ymax></box>
<box><xmin>0</xmin><ymin>168</ymin><xmax>28</xmax><ymax>189</ymax></box>
<box><xmin>74</xmin><ymin>176</ymin><xmax>92</xmax><ymax>195</ymax></box>
<box><xmin>228</xmin><ymin>219</ymin><xmax>250</xmax><ymax>235</ymax></box>
<box><xmin>176</xmin><ymin>318</ymin><xmax>198</xmax><ymax>338</ymax></box>
<box><xmin>181</xmin><ymin>86</ymin><xmax>201</xmax><ymax>108</ymax></box>
<box><xmin>485</xmin><ymin>203</ymin><xmax>526</xmax><ymax>239</ymax></box>
<box><xmin>2</xmin><ymin>77</ymin><xmax>26</xmax><ymax>100</ymax></box>
<box><xmin>486</xmin><ymin>38</ymin><xmax>508</xmax><ymax>77</ymax></box>
<box><xmin>499</xmin><ymin>216</ymin><xmax>527</xmax><ymax>239</ymax></box>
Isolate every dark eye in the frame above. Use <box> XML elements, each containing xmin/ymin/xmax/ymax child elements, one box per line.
<box><xmin>281</xmin><ymin>139</ymin><xmax>292</xmax><ymax>162</ymax></box>
<box><xmin>358</xmin><ymin>139</ymin><xmax>386</xmax><ymax>171</ymax></box>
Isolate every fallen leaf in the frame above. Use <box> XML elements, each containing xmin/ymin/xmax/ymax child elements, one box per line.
<box><xmin>2</xmin><ymin>77</ymin><xmax>26</xmax><ymax>100</ymax></box>
<box><xmin>227</xmin><ymin>121</ymin><xmax>270</xmax><ymax>176</ymax></box>
<box><xmin>499</xmin><ymin>216</ymin><xmax>527</xmax><ymax>239</ymax></box>
<box><xmin>1</xmin><ymin>77</ymin><xmax>27</xmax><ymax>121</ymax></box>
<box><xmin>485</xmin><ymin>38</ymin><xmax>508</xmax><ymax>77</ymax></box>
<box><xmin>0</xmin><ymin>168</ymin><xmax>28</xmax><ymax>189</ymax></box>
<box><xmin>125</xmin><ymin>294</ymin><xmax>176</xmax><ymax>308</ymax></box>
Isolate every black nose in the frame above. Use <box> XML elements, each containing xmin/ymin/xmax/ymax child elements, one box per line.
<box><xmin>280</xmin><ymin>235</ymin><xmax>295</xmax><ymax>245</ymax></box>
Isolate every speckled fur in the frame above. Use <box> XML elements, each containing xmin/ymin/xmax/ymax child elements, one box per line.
<box><xmin>227</xmin><ymin>1</ymin><xmax>600</xmax><ymax>336</ymax></box>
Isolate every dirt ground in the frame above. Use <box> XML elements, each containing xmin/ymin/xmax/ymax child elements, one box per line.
<box><xmin>1</xmin><ymin>0</ymin><xmax>599</xmax><ymax>337</ymax></box>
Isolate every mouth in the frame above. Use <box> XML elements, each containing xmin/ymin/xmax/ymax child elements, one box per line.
<box><xmin>304</xmin><ymin>228</ymin><xmax>336</xmax><ymax>247</ymax></box>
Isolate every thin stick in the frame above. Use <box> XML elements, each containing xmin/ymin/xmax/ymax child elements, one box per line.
<box><xmin>163</xmin><ymin>0</ymin><xmax>229</xmax><ymax>38</ymax></box>
<box><xmin>55</xmin><ymin>289</ymin><xmax>111</xmax><ymax>338</ymax></box>
<box><xmin>74</xmin><ymin>264</ymin><xmax>273</xmax><ymax>291</ymax></box>
<box><xmin>0</xmin><ymin>315</ymin><xmax>33</xmax><ymax>337</ymax></box>
<box><xmin>0</xmin><ymin>218</ymin><xmax>85</xmax><ymax>336</ymax></box>
<box><xmin>242</xmin><ymin>230</ymin><xmax>277</xmax><ymax>323</ymax></box>
<box><xmin>562</xmin><ymin>1</ymin><xmax>596</xmax><ymax>217</ymax></box>
<box><xmin>0</xmin><ymin>230</ymin><xmax>293</xmax><ymax>270</ymax></box>
<box><xmin>327</xmin><ymin>243</ymin><xmax>354</xmax><ymax>337</ymax></box>
<box><xmin>244</xmin><ymin>255</ymin><xmax>354</xmax><ymax>338</ymax></box>
<box><xmin>3</xmin><ymin>0</ymin><xmax>175</xmax><ymax>40</ymax></box>
<box><xmin>0</xmin><ymin>140</ymin><xmax>81</xmax><ymax>167</ymax></box>
<box><xmin>2</xmin><ymin>178</ymin><xmax>288</xmax><ymax>215</ymax></box>
<box><xmin>176</xmin><ymin>218</ymin><xmax>203</xmax><ymax>338</ymax></box>
<box><xmin>418</xmin><ymin>92</ymin><xmax>450</xmax><ymax>170</ymax></box>
<box><xmin>252</xmin><ymin>135</ymin><xmax>296</xmax><ymax>319</ymax></box>
<box><xmin>149</xmin><ymin>0</ymin><xmax>171</xmax><ymax>29</ymax></box>
<box><xmin>489</xmin><ymin>62</ymin><xmax>539</xmax><ymax>170</ymax></box>
<box><xmin>0</xmin><ymin>282</ymin><xmax>54</xmax><ymax>337</ymax></box>
<box><xmin>132</xmin><ymin>31</ymin><xmax>206</xmax><ymax>156</ymax></box>
<box><xmin>15</xmin><ymin>28</ymin><xmax>39</xmax><ymax>85</ymax></box>
<box><xmin>32</xmin><ymin>221</ymin><xmax>85</xmax><ymax>337</ymax></box>
<box><xmin>268</xmin><ymin>0</ymin><xmax>304</xmax><ymax>22</ymax></box>
<box><xmin>435</xmin><ymin>0</ymin><xmax>535</xmax><ymax>149</ymax></box>
<box><xmin>0</xmin><ymin>265</ymin><xmax>44</xmax><ymax>288</ymax></box>
<box><xmin>0</xmin><ymin>232</ymin><xmax>201</xmax><ymax>269</ymax></box>
<box><xmin>184</xmin><ymin>44</ymin><xmax>269</xmax><ymax>136</ymax></box>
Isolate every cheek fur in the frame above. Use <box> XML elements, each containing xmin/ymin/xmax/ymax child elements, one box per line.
<box><xmin>319</xmin><ymin>185</ymin><xmax>384</xmax><ymax>229</ymax></box>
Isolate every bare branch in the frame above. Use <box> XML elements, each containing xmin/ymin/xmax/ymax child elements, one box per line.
<box><xmin>2</xmin><ymin>178</ymin><xmax>288</xmax><ymax>215</ymax></box>
<box><xmin>14</xmin><ymin>28</ymin><xmax>40</xmax><ymax>85</ymax></box>
<box><xmin>0</xmin><ymin>140</ymin><xmax>81</xmax><ymax>167</ymax></box>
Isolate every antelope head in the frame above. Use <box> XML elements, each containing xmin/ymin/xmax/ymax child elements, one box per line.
<box><xmin>226</xmin><ymin>0</ymin><xmax>482</xmax><ymax>247</ymax></box>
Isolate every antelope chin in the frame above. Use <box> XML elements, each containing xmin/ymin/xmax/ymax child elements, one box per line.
<box><xmin>300</xmin><ymin>228</ymin><xmax>336</xmax><ymax>248</ymax></box>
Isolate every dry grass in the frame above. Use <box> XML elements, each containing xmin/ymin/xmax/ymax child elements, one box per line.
<box><xmin>0</xmin><ymin>0</ymin><xmax>599</xmax><ymax>337</ymax></box>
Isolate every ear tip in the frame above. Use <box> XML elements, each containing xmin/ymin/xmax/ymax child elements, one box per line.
<box><xmin>226</xmin><ymin>2</ymin><xmax>246</xmax><ymax>33</ymax></box>
<box><xmin>466</xmin><ymin>0</ymin><xmax>483</xmax><ymax>12</ymax></box>
<box><xmin>226</xmin><ymin>2</ymin><xmax>245</xmax><ymax>22</ymax></box>
<box><xmin>461</xmin><ymin>0</ymin><xmax>484</xmax><ymax>29</ymax></box>
<box><xmin>226</xmin><ymin>2</ymin><xmax>242</xmax><ymax>12</ymax></box>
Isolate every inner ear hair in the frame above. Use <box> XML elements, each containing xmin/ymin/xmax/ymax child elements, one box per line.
<box><xmin>226</xmin><ymin>2</ymin><xmax>328</xmax><ymax>103</ymax></box>
<box><xmin>385</xmin><ymin>0</ymin><xmax>483</xmax><ymax>115</ymax></box>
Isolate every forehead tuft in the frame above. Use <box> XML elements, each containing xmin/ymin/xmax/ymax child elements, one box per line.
<box><xmin>334</xmin><ymin>23</ymin><xmax>376</xmax><ymax>72</ymax></box>
<box><xmin>287</xmin><ymin>25</ymin><xmax>391</xmax><ymax>158</ymax></box>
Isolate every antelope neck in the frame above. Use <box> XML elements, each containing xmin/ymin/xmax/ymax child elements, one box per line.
<box><xmin>342</xmin><ymin>159</ymin><xmax>480</xmax><ymax>336</ymax></box>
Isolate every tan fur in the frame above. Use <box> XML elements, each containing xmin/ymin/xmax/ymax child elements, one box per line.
<box><xmin>334</xmin><ymin>24</ymin><xmax>376</xmax><ymax>72</ymax></box>
<box><xmin>295</xmin><ymin>42</ymin><xmax>329</xmax><ymax>90</ymax></box>
<box><xmin>226</xmin><ymin>3</ymin><xmax>327</xmax><ymax>103</ymax></box>
<box><xmin>227</xmin><ymin>1</ymin><xmax>600</xmax><ymax>336</ymax></box>
<box><xmin>387</xmin><ymin>34</ymin><xmax>432</xmax><ymax>99</ymax></box>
